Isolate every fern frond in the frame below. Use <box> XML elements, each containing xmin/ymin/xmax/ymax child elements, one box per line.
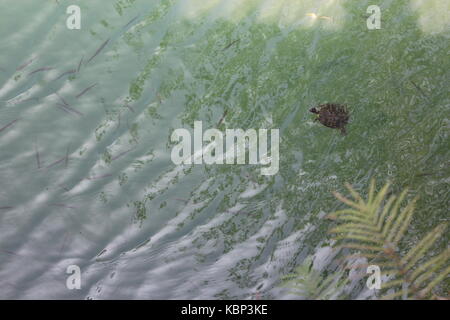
<box><xmin>333</xmin><ymin>233</ymin><xmax>385</xmax><ymax>245</ymax></box>
<box><xmin>332</xmin><ymin>191</ymin><xmax>366</xmax><ymax>211</ymax></box>
<box><xmin>344</xmin><ymin>182</ymin><xmax>365</xmax><ymax>206</ymax></box>
<box><xmin>381</xmin><ymin>290</ymin><xmax>406</xmax><ymax>300</ymax></box>
<box><xmin>381</xmin><ymin>189</ymin><xmax>407</xmax><ymax>238</ymax></box>
<box><xmin>331</xmin><ymin>228</ymin><xmax>384</xmax><ymax>241</ymax></box>
<box><xmin>386</xmin><ymin>197</ymin><xmax>416</xmax><ymax>244</ymax></box>
<box><xmin>376</xmin><ymin>195</ymin><xmax>396</xmax><ymax>230</ymax></box>
<box><xmin>328</xmin><ymin>208</ymin><xmax>372</xmax><ymax>220</ymax></box>
<box><xmin>337</xmin><ymin>243</ymin><xmax>385</xmax><ymax>252</ymax></box>
<box><xmin>410</xmin><ymin>248</ymin><xmax>450</xmax><ymax>285</ymax></box>
<box><xmin>330</xmin><ymin>222</ymin><xmax>380</xmax><ymax>234</ymax></box>
<box><xmin>402</xmin><ymin>223</ymin><xmax>447</xmax><ymax>270</ymax></box>
<box><xmin>281</xmin><ymin>256</ymin><xmax>347</xmax><ymax>300</ymax></box>
<box><xmin>391</xmin><ymin>198</ymin><xmax>416</xmax><ymax>244</ymax></box>
<box><xmin>328</xmin><ymin>180</ymin><xmax>449</xmax><ymax>299</ymax></box>
<box><xmin>382</xmin><ymin>279</ymin><xmax>405</xmax><ymax>290</ymax></box>
<box><xmin>417</xmin><ymin>265</ymin><xmax>450</xmax><ymax>298</ymax></box>
<box><xmin>367</xmin><ymin>179</ymin><xmax>377</xmax><ymax>204</ymax></box>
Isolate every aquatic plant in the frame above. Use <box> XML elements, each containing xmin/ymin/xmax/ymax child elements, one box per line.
<box><xmin>282</xmin><ymin>180</ymin><xmax>449</xmax><ymax>300</ymax></box>
<box><xmin>281</xmin><ymin>256</ymin><xmax>347</xmax><ymax>300</ymax></box>
<box><xmin>328</xmin><ymin>180</ymin><xmax>449</xmax><ymax>299</ymax></box>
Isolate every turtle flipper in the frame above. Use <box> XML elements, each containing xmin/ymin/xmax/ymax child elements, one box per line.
<box><xmin>340</xmin><ymin>127</ymin><xmax>347</xmax><ymax>135</ymax></box>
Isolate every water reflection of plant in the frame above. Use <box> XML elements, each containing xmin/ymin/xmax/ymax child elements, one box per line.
<box><xmin>282</xmin><ymin>180</ymin><xmax>449</xmax><ymax>300</ymax></box>
<box><xmin>281</xmin><ymin>256</ymin><xmax>347</xmax><ymax>299</ymax></box>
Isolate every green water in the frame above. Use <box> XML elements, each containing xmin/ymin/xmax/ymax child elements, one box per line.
<box><xmin>0</xmin><ymin>0</ymin><xmax>448</xmax><ymax>299</ymax></box>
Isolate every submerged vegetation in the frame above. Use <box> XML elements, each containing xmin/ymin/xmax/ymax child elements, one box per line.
<box><xmin>282</xmin><ymin>180</ymin><xmax>449</xmax><ymax>300</ymax></box>
<box><xmin>281</xmin><ymin>256</ymin><xmax>347</xmax><ymax>299</ymax></box>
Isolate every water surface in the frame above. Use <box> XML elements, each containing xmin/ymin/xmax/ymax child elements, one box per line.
<box><xmin>0</xmin><ymin>0</ymin><xmax>448</xmax><ymax>299</ymax></box>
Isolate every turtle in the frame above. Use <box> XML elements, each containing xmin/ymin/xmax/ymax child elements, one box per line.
<box><xmin>309</xmin><ymin>103</ymin><xmax>350</xmax><ymax>135</ymax></box>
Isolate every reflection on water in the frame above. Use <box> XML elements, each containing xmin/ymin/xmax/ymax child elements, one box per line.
<box><xmin>0</xmin><ymin>0</ymin><xmax>448</xmax><ymax>299</ymax></box>
<box><xmin>410</xmin><ymin>0</ymin><xmax>450</xmax><ymax>34</ymax></box>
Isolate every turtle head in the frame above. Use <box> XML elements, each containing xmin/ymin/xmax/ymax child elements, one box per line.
<box><xmin>309</xmin><ymin>107</ymin><xmax>319</xmax><ymax>114</ymax></box>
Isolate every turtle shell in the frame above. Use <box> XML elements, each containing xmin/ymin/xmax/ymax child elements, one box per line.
<box><xmin>311</xmin><ymin>103</ymin><xmax>349</xmax><ymax>134</ymax></box>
